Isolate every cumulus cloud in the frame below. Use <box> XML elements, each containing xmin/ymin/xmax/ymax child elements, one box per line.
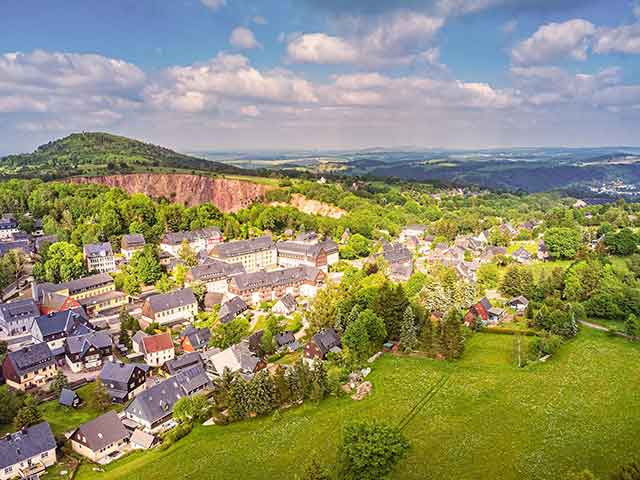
<box><xmin>287</xmin><ymin>11</ymin><xmax>444</xmax><ymax>67</ymax></box>
<box><xmin>201</xmin><ymin>0</ymin><xmax>226</xmax><ymax>11</ymax></box>
<box><xmin>145</xmin><ymin>53</ymin><xmax>318</xmax><ymax>113</ymax></box>
<box><xmin>593</xmin><ymin>23</ymin><xmax>640</xmax><ymax>54</ymax></box>
<box><xmin>511</xmin><ymin>19</ymin><xmax>596</xmax><ymax>65</ymax></box>
<box><xmin>230</xmin><ymin>27</ymin><xmax>261</xmax><ymax>50</ymax></box>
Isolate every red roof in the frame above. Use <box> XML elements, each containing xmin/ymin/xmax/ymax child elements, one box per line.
<box><xmin>142</xmin><ymin>332</ymin><xmax>174</xmax><ymax>353</ymax></box>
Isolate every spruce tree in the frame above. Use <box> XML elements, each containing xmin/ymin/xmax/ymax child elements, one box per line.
<box><xmin>442</xmin><ymin>309</ymin><xmax>464</xmax><ymax>360</ymax></box>
<box><xmin>419</xmin><ymin>311</ymin><xmax>433</xmax><ymax>355</ymax></box>
<box><xmin>400</xmin><ymin>306</ymin><xmax>417</xmax><ymax>352</ymax></box>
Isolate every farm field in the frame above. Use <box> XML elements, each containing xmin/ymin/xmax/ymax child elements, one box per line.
<box><xmin>76</xmin><ymin>329</ymin><xmax>640</xmax><ymax>480</ymax></box>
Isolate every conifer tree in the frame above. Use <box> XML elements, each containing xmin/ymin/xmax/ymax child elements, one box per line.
<box><xmin>400</xmin><ymin>306</ymin><xmax>417</xmax><ymax>352</ymax></box>
<box><xmin>419</xmin><ymin>311</ymin><xmax>433</xmax><ymax>354</ymax></box>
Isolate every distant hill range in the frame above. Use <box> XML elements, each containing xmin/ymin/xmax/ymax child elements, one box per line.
<box><xmin>0</xmin><ymin>132</ymin><xmax>244</xmax><ymax>180</ymax></box>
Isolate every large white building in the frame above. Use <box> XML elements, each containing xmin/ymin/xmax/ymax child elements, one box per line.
<box><xmin>160</xmin><ymin>227</ymin><xmax>223</xmax><ymax>257</ymax></box>
<box><xmin>83</xmin><ymin>242</ymin><xmax>116</xmax><ymax>273</ymax></box>
<box><xmin>209</xmin><ymin>235</ymin><xmax>277</xmax><ymax>273</ymax></box>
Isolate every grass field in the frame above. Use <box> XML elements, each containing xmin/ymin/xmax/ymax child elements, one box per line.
<box><xmin>74</xmin><ymin>329</ymin><xmax>640</xmax><ymax>480</ymax></box>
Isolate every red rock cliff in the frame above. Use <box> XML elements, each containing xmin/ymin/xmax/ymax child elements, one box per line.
<box><xmin>70</xmin><ymin>173</ymin><xmax>270</xmax><ymax>212</ymax></box>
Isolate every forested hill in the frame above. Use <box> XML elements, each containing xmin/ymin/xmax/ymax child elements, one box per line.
<box><xmin>0</xmin><ymin>132</ymin><xmax>245</xmax><ymax>179</ymax></box>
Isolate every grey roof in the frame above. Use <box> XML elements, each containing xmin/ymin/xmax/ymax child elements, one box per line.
<box><xmin>512</xmin><ymin>247</ymin><xmax>532</xmax><ymax>259</ymax></box>
<box><xmin>145</xmin><ymin>288</ymin><xmax>196</xmax><ymax>314</ymax></box>
<box><xmin>165</xmin><ymin>351</ymin><xmax>203</xmax><ymax>375</ymax></box>
<box><xmin>207</xmin><ymin>340</ymin><xmax>260</xmax><ymax>375</ymax></box>
<box><xmin>37</xmin><ymin>273</ymin><xmax>114</xmax><ymax>297</ymax></box>
<box><xmin>508</xmin><ymin>295</ymin><xmax>530</xmax><ymax>307</ymax></box>
<box><xmin>122</xmin><ymin>234</ymin><xmax>145</xmax><ymax>250</ymax></box>
<box><xmin>180</xmin><ymin>326</ymin><xmax>211</xmax><ymax>350</ymax></box>
<box><xmin>276</xmin><ymin>239</ymin><xmax>338</xmax><ymax>259</ymax></box>
<box><xmin>275</xmin><ymin>331</ymin><xmax>296</xmax><ymax>347</ymax></box>
<box><xmin>0</xmin><ymin>239</ymin><xmax>33</xmax><ymax>256</ymax></box>
<box><xmin>0</xmin><ymin>216</ymin><xmax>17</xmax><ymax>230</ymax></box>
<box><xmin>0</xmin><ymin>299</ymin><xmax>40</xmax><ymax>324</ymax></box>
<box><xmin>74</xmin><ymin>411</ymin><xmax>129</xmax><ymax>452</ymax></box>
<box><xmin>479</xmin><ymin>297</ymin><xmax>492</xmax><ymax>311</ymax></box>
<box><xmin>295</xmin><ymin>231</ymin><xmax>318</xmax><ymax>242</ymax></box>
<box><xmin>187</xmin><ymin>260</ymin><xmax>245</xmax><ymax>282</ymax></box>
<box><xmin>161</xmin><ymin>227</ymin><xmax>221</xmax><ymax>246</ymax></box>
<box><xmin>382</xmin><ymin>243</ymin><xmax>413</xmax><ymax>264</ymax></box>
<box><xmin>130</xmin><ymin>430</ymin><xmax>155</xmax><ymax>449</ymax></box>
<box><xmin>209</xmin><ymin>235</ymin><xmax>274</xmax><ymax>258</ymax></box>
<box><xmin>100</xmin><ymin>360</ymin><xmax>149</xmax><ymax>384</ymax></box>
<box><xmin>0</xmin><ymin>422</ymin><xmax>56</xmax><ymax>469</ymax></box>
<box><xmin>230</xmin><ymin>266</ymin><xmax>323</xmax><ymax>292</ymax></box>
<box><xmin>35</xmin><ymin>235</ymin><xmax>58</xmax><ymax>253</ymax></box>
<box><xmin>65</xmin><ymin>331</ymin><xmax>113</xmax><ymax>356</ymax></box>
<box><xmin>219</xmin><ymin>297</ymin><xmax>248</xmax><ymax>324</ymax></box>
<box><xmin>59</xmin><ymin>388</ymin><xmax>79</xmax><ymax>407</ymax></box>
<box><xmin>33</xmin><ymin>308</ymin><xmax>91</xmax><ymax>339</ymax></box>
<box><xmin>275</xmin><ymin>293</ymin><xmax>296</xmax><ymax>312</ymax></box>
<box><xmin>5</xmin><ymin>342</ymin><xmax>54</xmax><ymax>377</ymax></box>
<box><xmin>125</xmin><ymin>366</ymin><xmax>211</xmax><ymax>425</ymax></box>
<box><xmin>83</xmin><ymin>242</ymin><xmax>113</xmax><ymax>258</ymax></box>
<box><xmin>310</xmin><ymin>328</ymin><xmax>341</xmax><ymax>356</ymax></box>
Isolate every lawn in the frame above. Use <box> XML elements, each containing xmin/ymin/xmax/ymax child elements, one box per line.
<box><xmin>74</xmin><ymin>329</ymin><xmax>640</xmax><ymax>480</ymax></box>
<box><xmin>39</xmin><ymin>382</ymin><xmax>123</xmax><ymax>436</ymax></box>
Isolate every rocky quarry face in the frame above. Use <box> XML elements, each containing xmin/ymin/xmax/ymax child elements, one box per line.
<box><xmin>70</xmin><ymin>173</ymin><xmax>270</xmax><ymax>212</ymax></box>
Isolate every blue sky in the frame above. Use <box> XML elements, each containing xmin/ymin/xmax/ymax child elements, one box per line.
<box><xmin>1</xmin><ymin>0</ymin><xmax>640</xmax><ymax>153</ymax></box>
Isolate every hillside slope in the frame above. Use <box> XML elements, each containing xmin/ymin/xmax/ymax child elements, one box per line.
<box><xmin>0</xmin><ymin>132</ymin><xmax>244</xmax><ymax>179</ymax></box>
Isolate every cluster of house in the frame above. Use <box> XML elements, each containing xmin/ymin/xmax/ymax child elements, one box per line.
<box><xmin>463</xmin><ymin>295</ymin><xmax>530</xmax><ymax>328</ymax></box>
<box><xmin>0</xmin><ymin>214</ymin><xmax>51</xmax><ymax>262</ymax></box>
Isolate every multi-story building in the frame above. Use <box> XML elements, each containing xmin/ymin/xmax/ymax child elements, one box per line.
<box><xmin>159</xmin><ymin>227</ymin><xmax>223</xmax><ymax>257</ymax></box>
<box><xmin>99</xmin><ymin>360</ymin><xmax>149</xmax><ymax>403</ymax></box>
<box><xmin>121</xmin><ymin>234</ymin><xmax>146</xmax><ymax>260</ymax></box>
<box><xmin>2</xmin><ymin>343</ymin><xmax>58</xmax><ymax>391</ymax></box>
<box><xmin>83</xmin><ymin>242</ymin><xmax>116</xmax><ymax>273</ymax></box>
<box><xmin>0</xmin><ymin>422</ymin><xmax>57</xmax><ymax>480</ymax></box>
<box><xmin>138</xmin><ymin>332</ymin><xmax>175</xmax><ymax>367</ymax></box>
<box><xmin>228</xmin><ymin>265</ymin><xmax>325</xmax><ymax>305</ymax></box>
<box><xmin>276</xmin><ymin>239</ymin><xmax>339</xmax><ymax>271</ymax></box>
<box><xmin>0</xmin><ymin>214</ymin><xmax>19</xmax><ymax>240</ymax></box>
<box><xmin>399</xmin><ymin>224</ymin><xmax>428</xmax><ymax>242</ymax></box>
<box><xmin>64</xmin><ymin>331</ymin><xmax>113</xmax><ymax>373</ymax></box>
<box><xmin>185</xmin><ymin>259</ymin><xmax>245</xmax><ymax>293</ymax></box>
<box><xmin>31</xmin><ymin>308</ymin><xmax>94</xmax><ymax>355</ymax></box>
<box><xmin>0</xmin><ymin>299</ymin><xmax>40</xmax><ymax>336</ymax></box>
<box><xmin>70</xmin><ymin>411</ymin><xmax>130</xmax><ymax>463</ymax></box>
<box><xmin>140</xmin><ymin>288</ymin><xmax>198</xmax><ymax>328</ymax></box>
<box><xmin>33</xmin><ymin>273</ymin><xmax>126</xmax><ymax>315</ymax></box>
<box><xmin>209</xmin><ymin>235</ymin><xmax>277</xmax><ymax>272</ymax></box>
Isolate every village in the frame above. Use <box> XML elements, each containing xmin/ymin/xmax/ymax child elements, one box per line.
<box><xmin>0</xmin><ymin>199</ymin><xmax>563</xmax><ymax>479</ymax></box>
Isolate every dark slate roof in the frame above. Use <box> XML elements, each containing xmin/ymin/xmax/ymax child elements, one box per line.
<box><xmin>479</xmin><ymin>297</ymin><xmax>492</xmax><ymax>311</ymax></box>
<box><xmin>204</xmin><ymin>292</ymin><xmax>224</xmax><ymax>309</ymax></box>
<box><xmin>209</xmin><ymin>235</ymin><xmax>274</xmax><ymax>258</ymax></box>
<box><xmin>59</xmin><ymin>388</ymin><xmax>79</xmax><ymax>407</ymax></box>
<box><xmin>382</xmin><ymin>242</ymin><xmax>413</xmax><ymax>264</ymax></box>
<box><xmin>0</xmin><ymin>299</ymin><xmax>40</xmax><ymax>324</ymax></box>
<box><xmin>512</xmin><ymin>247</ymin><xmax>532</xmax><ymax>259</ymax></box>
<box><xmin>218</xmin><ymin>297</ymin><xmax>248</xmax><ymax>324</ymax></box>
<box><xmin>0</xmin><ymin>216</ymin><xmax>17</xmax><ymax>230</ymax></box>
<box><xmin>508</xmin><ymin>295</ymin><xmax>529</xmax><ymax>307</ymax></box>
<box><xmin>276</xmin><ymin>293</ymin><xmax>296</xmax><ymax>312</ymax></box>
<box><xmin>276</xmin><ymin>239</ymin><xmax>338</xmax><ymax>259</ymax></box>
<box><xmin>33</xmin><ymin>308</ymin><xmax>91</xmax><ymax>338</ymax></box>
<box><xmin>74</xmin><ymin>410</ymin><xmax>129</xmax><ymax>452</ymax></box>
<box><xmin>275</xmin><ymin>331</ymin><xmax>296</xmax><ymax>347</ymax></box>
<box><xmin>310</xmin><ymin>328</ymin><xmax>341</xmax><ymax>356</ymax></box>
<box><xmin>100</xmin><ymin>360</ymin><xmax>149</xmax><ymax>384</ymax></box>
<box><xmin>161</xmin><ymin>227</ymin><xmax>221</xmax><ymax>246</ymax></box>
<box><xmin>5</xmin><ymin>342</ymin><xmax>54</xmax><ymax>377</ymax></box>
<box><xmin>145</xmin><ymin>288</ymin><xmax>197</xmax><ymax>314</ymax></box>
<box><xmin>187</xmin><ymin>260</ymin><xmax>245</xmax><ymax>282</ymax></box>
<box><xmin>173</xmin><ymin>364</ymin><xmax>212</xmax><ymax>393</ymax></box>
<box><xmin>230</xmin><ymin>266</ymin><xmax>323</xmax><ymax>292</ymax></box>
<box><xmin>165</xmin><ymin>351</ymin><xmax>203</xmax><ymax>375</ymax></box>
<box><xmin>180</xmin><ymin>326</ymin><xmax>211</xmax><ymax>350</ymax></box>
<box><xmin>0</xmin><ymin>239</ymin><xmax>33</xmax><ymax>256</ymax></box>
<box><xmin>121</xmin><ymin>234</ymin><xmax>145</xmax><ymax>250</ymax></box>
<box><xmin>0</xmin><ymin>422</ymin><xmax>56</xmax><ymax>469</ymax></box>
<box><xmin>65</xmin><ymin>331</ymin><xmax>113</xmax><ymax>356</ymax></box>
<box><xmin>83</xmin><ymin>242</ymin><xmax>113</xmax><ymax>258</ymax></box>
<box><xmin>36</xmin><ymin>273</ymin><xmax>114</xmax><ymax>297</ymax></box>
<box><xmin>125</xmin><ymin>366</ymin><xmax>211</xmax><ymax>425</ymax></box>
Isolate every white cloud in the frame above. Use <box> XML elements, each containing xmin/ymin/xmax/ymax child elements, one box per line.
<box><xmin>594</xmin><ymin>23</ymin><xmax>640</xmax><ymax>54</ymax></box>
<box><xmin>287</xmin><ymin>12</ymin><xmax>444</xmax><ymax>67</ymax></box>
<box><xmin>230</xmin><ymin>27</ymin><xmax>261</xmax><ymax>50</ymax></box>
<box><xmin>201</xmin><ymin>0</ymin><xmax>226</xmax><ymax>11</ymax></box>
<box><xmin>511</xmin><ymin>19</ymin><xmax>596</xmax><ymax>65</ymax></box>
<box><xmin>634</xmin><ymin>2</ymin><xmax>640</xmax><ymax>18</ymax></box>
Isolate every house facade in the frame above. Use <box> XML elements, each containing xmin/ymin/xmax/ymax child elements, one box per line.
<box><xmin>276</xmin><ymin>239</ymin><xmax>339</xmax><ymax>271</ymax></box>
<box><xmin>140</xmin><ymin>288</ymin><xmax>198</xmax><ymax>328</ymax></box>
<box><xmin>141</xmin><ymin>332</ymin><xmax>175</xmax><ymax>367</ymax></box>
<box><xmin>65</xmin><ymin>331</ymin><xmax>113</xmax><ymax>373</ymax></box>
<box><xmin>228</xmin><ymin>266</ymin><xmax>325</xmax><ymax>305</ymax></box>
<box><xmin>31</xmin><ymin>308</ymin><xmax>93</xmax><ymax>352</ymax></box>
<box><xmin>2</xmin><ymin>343</ymin><xmax>57</xmax><ymax>391</ymax></box>
<box><xmin>0</xmin><ymin>299</ymin><xmax>40</xmax><ymax>336</ymax></box>
<box><xmin>185</xmin><ymin>260</ymin><xmax>245</xmax><ymax>293</ymax></box>
<box><xmin>99</xmin><ymin>361</ymin><xmax>149</xmax><ymax>403</ymax></box>
<box><xmin>0</xmin><ymin>422</ymin><xmax>57</xmax><ymax>480</ymax></box>
<box><xmin>160</xmin><ymin>227</ymin><xmax>223</xmax><ymax>257</ymax></box>
<box><xmin>304</xmin><ymin>328</ymin><xmax>341</xmax><ymax>362</ymax></box>
<box><xmin>208</xmin><ymin>235</ymin><xmax>277</xmax><ymax>273</ymax></box>
<box><xmin>70</xmin><ymin>411</ymin><xmax>130</xmax><ymax>463</ymax></box>
<box><xmin>84</xmin><ymin>242</ymin><xmax>116</xmax><ymax>273</ymax></box>
<box><xmin>121</xmin><ymin>234</ymin><xmax>146</xmax><ymax>260</ymax></box>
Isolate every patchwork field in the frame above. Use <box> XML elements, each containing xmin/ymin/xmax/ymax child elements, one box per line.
<box><xmin>76</xmin><ymin>329</ymin><xmax>640</xmax><ymax>480</ymax></box>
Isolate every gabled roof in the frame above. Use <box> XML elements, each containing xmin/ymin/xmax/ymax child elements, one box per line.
<box><xmin>179</xmin><ymin>326</ymin><xmax>211</xmax><ymax>350</ymax></box>
<box><xmin>0</xmin><ymin>299</ymin><xmax>39</xmax><ymax>323</ymax></box>
<box><xmin>73</xmin><ymin>411</ymin><xmax>129</xmax><ymax>452</ymax></box>
<box><xmin>310</xmin><ymin>328</ymin><xmax>341</xmax><ymax>356</ymax></box>
<box><xmin>100</xmin><ymin>360</ymin><xmax>149</xmax><ymax>384</ymax></box>
<box><xmin>59</xmin><ymin>388</ymin><xmax>79</xmax><ymax>407</ymax></box>
<box><xmin>121</xmin><ymin>234</ymin><xmax>145</xmax><ymax>249</ymax></box>
<box><xmin>32</xmin><ymin>308</ymin><xmax>92</xmax><ymax>338</ymax></box>
<box><xmin>5</xmin><ymin>342</ymin><xmax>54</xmax><ymax>377</ymax></box>
<box><xmin>275</xmin><ymin>331</ymin><xmax>296</xmax><ymax>347</ymax></box>
<box><xmin>209</xmin><ymin>235</ymin><xmax>274</xmax><ymax>258</ymax></box>
<box><xmin>187</xmin><ymin>260</ymin><xmax>245</xmax><ymax>282</ymax></box>
<box><xmin>0</xmin><ymin>422</ymin><xmax>56</xmax><ymax>469</ymax></box>
<box><xmin>165</xmin><ymin>351</ymin><xmax>203</xmax><ymax>375</ymax></box>
<box><xmin>65</xmin><ymin>331</ymin><xmax>113</xmax><ymax>357</ymax></box>
<box><xmin>206</xmin><ymin>340</ymin><xmax>260</xmax><ymax>375</ymax></box>
<box><xmin>160</xmin><ymin>227</ymin><xmax>221</xmax><ymax>246</ymax></box>
<box><xmin>512</xmin><ymin>247</ymin><xmax>532</xmax><ymax>259</ymax></box>
<box><xmin>508</xmin><ymin>295</ymin><xmax>529</xmax><ymax>307</ymax></box>
<box><xmin>229</xmin><ymin>266</ymin><xmax>324</xmax><ymax>292</ymax></box>
<box><xmin>142</xmin><ymin>332</ymin><xmax>174</xmax><ymax>354</ymax></box>
<box><xmin>219</xmin><ymin>297</ymin><xmax>248</xmax><ymax>324</ymax></box>
<box><xmin>144</xmin><ymin>288</ymin><xmax>197</xmax><ymax>315</ymax></box>
<box><xmin>83</xmin><ymin>242</ymin><xmax>113</xmax><ymax>258</ymax></box>
<box><xmin>274</xmin><ymin>293</ymin><xmax>296</xmax><ymax>312</ymax></box>
<box><xmin>36</xmin><ymin>273</ymin><xmax>114</xmax><ymax>298</ymax></box>
<box><xmin>276</xmin><ymin>239</ymin><xmax>338</xmax><ymax>259</ymax></box>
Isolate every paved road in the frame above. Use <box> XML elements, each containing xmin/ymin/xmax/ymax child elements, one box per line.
<box><xmin>578</xmin><ymin>320</ymin><xmax>610</xmax><ymax>332</ymax></box>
